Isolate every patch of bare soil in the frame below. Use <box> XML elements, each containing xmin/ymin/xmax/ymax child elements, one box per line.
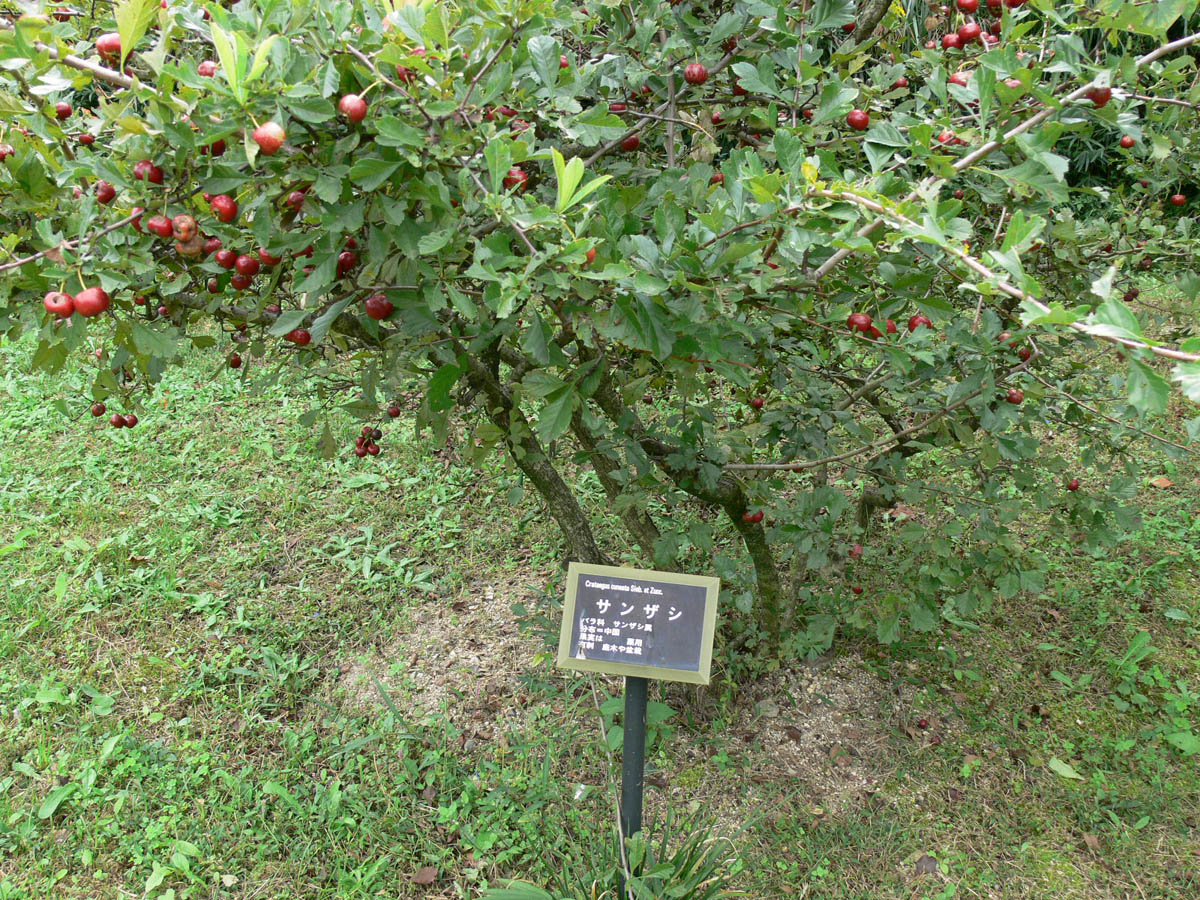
<box><xmin>659</xmin><ymin>657</ymin><xmax>923</xmax><ymax>826</ymax></box>
<box><xmin>337</xmin><ymin>578</ymin><xmax>926</xmax><ymax>823</ymax></box>
<box><xmin>338</xmin><ymin>579</ymin><xmax>551</xmax><ymax>734</ymax></box>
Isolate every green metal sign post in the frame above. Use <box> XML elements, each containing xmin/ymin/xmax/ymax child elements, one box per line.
<box><xmin>556</xmin><ymin>562</ymin><xmax>721</xmax><ymax>876</ymax></box>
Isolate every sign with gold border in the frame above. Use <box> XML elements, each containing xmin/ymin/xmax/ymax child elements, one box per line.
<box><xmin>556</xmin><ymin>562</ymin><xmax>720</xmax><ymax>685</ymax></box>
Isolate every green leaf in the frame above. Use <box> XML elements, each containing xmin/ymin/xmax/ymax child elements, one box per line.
<box><xmin>287</xmin><ymin>95</ymin><xmax>336</xmax><ymax>123</ymax></box>
<box><xmin>552</xmin><ymin>148</ymin><xmax>581</xmax><ymax>213</ymax></box>
<box><xmin>1171</xmin><ymin>361</ymin><xmax>1200</xmax><ymax>404</ymax></box>
<box><xmin>267</xmin><ymin>309</ymin><xmax>308</xmax><ymax>337</ymax></box>
<box><xmin>484</xmin><ymin>139</ymin><xmax>512</xmax><ymax>193</ymax></box>
<box><xmin>209</xmin><ymin>24</ymin><xmax>243</xmax><ymax>104</ymax></box>
<box><xmin>876</xmin><ymin>612</ymin><xmax>900</xmax><ymax>644</ymax></box>
<box><xmin>246</xmin><ymin>34</ymin><xmax>279</xmax><ymax>85</ymax></box>
<box><xmin>37</xmin><ymin>783</ymin><xmax>78</xmax><ymax>819</ymax></box>
<box><xmin>114</xmin><ymin>0</ymin><xmax>157</xmax><ymax>70</ymax></box>
<box><xmin>375</xmin><ymin>116</ymin><xmax>424</xmax><ymax>148</ymax></box>
<box><xmin>307</xmin><ymin>297</ymin><xmax>352</xmax><ymax>346</ymax></box>
<box><xmin>1048</xmin><ymin>757</ymin><xmax>1084</xmax><ymax>781</ymax></box>
<box><xmin>427</xmin><ymin>364</ymin><xmax>462</xmax><ymax>412</ymax></box>
<box><xmin>262</xmin><ymin>780</ymin><xmax>302</xmax><ymax>813</ymax></box>
<box><xmin>527</xmin><ymin>35</ymin><xmax>560</xmax><ymax>90</ymax></box>
<box><xmin>1127</xmin><ymin>360</ymin><xmax>1168</xmax><ymax>417</ymax></box>
<box><xmin>130</xmin><ymin>321</ymin><xmax>178</xmax><ymax>360</ymax></box>
<box><xmin>535</xmin><ymin>386</ymin><xmax>576</xmax><ymax>444</ymax></box>
<box><xmin>479</xmin><ymin>883</ymin><xmax>556</xmax><ymax>900</ymax></box>
<box><xmin>1166</xmin><ymin>731</ymin><xmax>1200</xmax><ymax>755</ymax></box>
<box><xmin>349</xmin><ymin>157</ymin><xmax>401</xmax><ymax>191</ymax></box>
<box><xmin>807</xmin><ymin>0</ymin><xmax>856</xmax><ymax>31</ymax></box>
<box><xmin>1090</xmin><ymin>297</ymin><xmax>1144</xmax><ymax>341</ymax></box>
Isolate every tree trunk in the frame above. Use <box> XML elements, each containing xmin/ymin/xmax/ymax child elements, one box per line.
<box><xmin>571</xmin><ymin>409</ymin><xmax>670</xmax><ymax>567</ymax></box>
<box><xmin>584</xmin><ymin>360</ymin><xmax>784</xmax><ymax>649</ymax></box>
<box><xmin>463</xmin><ymin>355</ymin><xmax>608</xmax><ymax>566</ymax></box>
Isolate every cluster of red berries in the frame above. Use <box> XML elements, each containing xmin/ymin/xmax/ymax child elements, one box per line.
<box><xmin>90</xmin><ymin>401</ymin><xmax>137</xmax><ymax>428</ymax></box>
<box><xmin>353</xmin><ymin>405</ymin><xmax>403</xmax><ymax>457</ymax></box>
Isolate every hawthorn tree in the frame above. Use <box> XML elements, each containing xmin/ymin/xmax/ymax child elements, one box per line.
<box><xmin>2</xmin><ymin>0</ymin><xmax>1199</xmax><ymax>657</ymax></box>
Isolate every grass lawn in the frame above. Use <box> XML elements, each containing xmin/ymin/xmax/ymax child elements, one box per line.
<box><xmin>0</xmin><ymin>331</ymin><xmax>1197</xmax><ymax>899</ymax></box>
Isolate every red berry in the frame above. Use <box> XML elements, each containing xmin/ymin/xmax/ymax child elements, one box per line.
<box><xmin>203</xmin><ymin>237</ymin><xmax>222</xmax><ymax>255</ymax></box>
<box><xmin>339</xmin><ymin>94</ymin><xmax>368</xmax><ymax>123</ymax></box>
<box><xmin>210</xmin><ymin>194</ymin><xmax>238</xmax><ymax>222</ymax></box>
<box><xmin>1067</xmin><ymin>478</ymin><xmax>1080</xmax><ymax>491</ymax></box>
<box><xmin>620</xmin><ymin>134</ymin><xmax>641</xmax><ymax>151</ymax></box>
<box><xmin>849</xmin><ymin>543</ymin><xmax>864</xmax><ymax>559</ymax></box>
<box><xmin>337</xmin><ymin>250</ymin><xmax>358</xmax><ymax>277</ymax></box>
<box><xmin>95</xmin><ymin>181</ymin><xmax>116</xmax><ymax>204</ymax></box>
<box><xmin>364</xmin><ymin>293</ymin><xmax>394</xmax><ymax>320</ymax></box>
<box><xmin>252</xmin><ymin>121</ymin><xmax>286</xmax><ymax>155</ymax></box>
<box><xmin>215</xmin><ymin>249</ymin><xmax>237</xmax><ymax>269</ymax></box>
<box><xmin>1005</xmin><ymin>388</ymin><xmax>1024</xmax><ymax>405</ymax></box>
<box><xmin>1119</xmin><ymin>135</ymin><xmax>1135</xmax><ymax>148</ymax></box>
<box><xmin>230</xmin><ymin>274</ymin><xmax>251</xmax><ymax>291</ymax></box>
<box><xmin>684</xmin><ymin>63</ymin><xmax>708</xmax><ymax>85</ymax></box>
<box><xmin>503</xmin><ymin>167</ymin><xmax>529</xmax><ymax>191</ymax></box>
<box><xmin>585</xmin><ymin>247</ymin><xmax>597</xmax><ymax>264</ymax></box>
<box><xmin>229</xmin><ymin>353</ymin><xmax>242</xmax><ymax>369</ymax></box>
<box><xmin>123</xmin><ymin>414</ymin><xmax>138</xmax><ymax>428</ymax></box>
<box><xmin>96</xmin><ymin>32</ymin><xmax>121</xmax><ymax>61</ymax></box>
<box><xmin>91</xmin><ymin>402</ymin><xmax>106</xmax><ymax>417</ymax></box>
<box><xmin>942</xmin><ymin>33</ymin><xmax>962</xmax><ymax>50</ymax></box>
<box><xmin>79</xmin><ymin>133</ymin><xmax>95</xmax><ymax>146</ymax></box>
<box><xmin>847</xmin><ymin>312</ymin><xmax>873</xmax><ymax>333</ymax></box>
<box><xmin>73</xmin><ymin>286</ymin><xmax>110</xmax><ymax>317</ymax></box>
<box><xmin>908</xmin><ymin>314</ymin><xmax>932</xmax><ymax>332</ymax></box>
<box><xmin>285</xmin><ymin>190</ymin><xmax>305</xmax><ymax>211</ymax></box>
<box><xmin>1169</xmin><ymin>193</ymin><xmax>1186</xmax><ymax>206</ymax></box>
<box><xmin>43</xmin><ymin>291</ymin><xmax>74</xmax><ymax>317</ymax></box>
<box><xmin>387</xmin><ymin>405</ymin><xmax>401</xmax><ymax>418</ymax></box>
<box><xmin>54</xmin><ymin>101</ymin><xmax>72</xmax><ymax>120</ymax></box>
<box><xmin>1086</xmin><ymin>86</ymin><xmax>1112</xmax><ymax>108</ymax></box>
<box><xmin>847</xmin><ymin>109</ymin><xmax>869</xmax><ymax>131</ymax></box>
<box><xmin>851</xmin><ymin>586</ymin><xmax>864</xmax><ymax>595</ymax></box>
<box><xmin>234</xmin><ymin>254</ymin><xmax>260</xmax><ymax>277</ymax></box>
<box><xmin>285</xmin><ymin>328</ymin><xmax>311</xmax><ymax>346</ymax></box>
<box><xmin>198</xmin><ymin>60</ymin><xmax>217</xmax><ymax>77</ymax></box>
<box><xmin>957</xmin><ymin>0</ymin><xmax>978</xmax><ymax>10</ymax></box>
<box><xmin>750</xmin><ymin>396</ymin><xmax>765</xmax><ymax>410</ymax></box>
<box><xmin>560</xmin><ymin>54</ymin><xmax>570</xmax><ymax>69</ymax></box>
<box><xmin>711</xmin><ymin>172</ymin><xmax>724</xmax><ymax>185</ymax></box>
<box><xmin>109</xmin><ymin>413</ymin><xmax>125</xmax><ymax>428</ymax></box>
<box><xmin>958</xmin><ymin>22</ymin><xmax>982</xmax><ymax>44</ymax></box>
<box><xmin>258</xmin><ymin>248</ymin><xmax>281</xmax><ymax>266</ymax></box>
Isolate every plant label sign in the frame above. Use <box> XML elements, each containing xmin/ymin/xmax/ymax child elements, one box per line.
<box><xmin>556</xmin><ymin>562</ymin><xmax>720</xmax><ymax>684</ymax></box>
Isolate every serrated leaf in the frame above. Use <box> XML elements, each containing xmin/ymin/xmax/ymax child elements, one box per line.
<box><xmin>307</xmin><ymin>297</ymin><xmax>352</xmax><ymax>346</ymax></box>
<box><xmin>262</xmin><ymin>780</ymin><xmax>301</xmax><ymax>812</ymax></box>
<box><xmin>427</xmin><ymin>364</ymin><xmax>461</xmax><ymax>412</ymax></box>
<box><xmin>808</xmin><ymin>0</ymin><xmax>856</xmax><ymax>31</ymax></box>
<box><xmin>1172</xmin><ymin>361</ymin><xmax>1200</xmax><ymax>403</ymax></box>
<box><xmin>1090</xmin><ymin>297</ymin><xmax>1143</xmax><ymax>341</ymax></box>
<box><xmin>114</xmin><ymin>0</ymin><xmax>157</xmax><ymax>70</ymax></box>
<box><xmin>375</xmin><ymin>116</ymin><xmax>423</xmax><ymax>148</ymax></box>
<box><xmin>535</xmin><ymin>386</ymin><xmax>576</xmax><ymax>444</ymax></box>
<box><xmin>349</xmin><ymin>157</ymin><xmax>401</xmax><ymax>191</ymax></box>
<box><xmin>527</xmin><ymin>35</ymin><xmax>560</xmax><ymax>90</ymax></box>
<box><xmin>1127</xmin><ymin>359</ymin><xmax>1168</xmax><ymax>416</ymax></box>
